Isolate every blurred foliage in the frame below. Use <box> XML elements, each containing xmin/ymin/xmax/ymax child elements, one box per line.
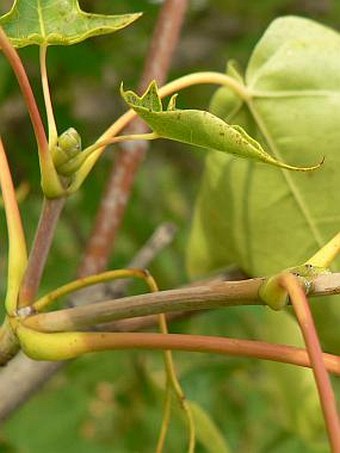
<box><xmin>0</xmin><ymin>0</ymin><xmax>339</xmax><ymax>452</ymax></box>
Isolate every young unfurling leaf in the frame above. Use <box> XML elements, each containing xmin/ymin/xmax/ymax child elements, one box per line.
<box><xmin>121</xmin><ymin>81</ymin><xmax>322</xmax><ymax>172</ymax></box>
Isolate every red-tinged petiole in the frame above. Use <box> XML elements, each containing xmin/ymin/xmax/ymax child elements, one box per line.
<box><xmin>0</xmin><ymin>137</ymin><xmax>27</xmax><ymax>314</ymax></box>
<box><xmin>279</xmin><ymin>273</ymin><xmax>340</xmax><ymax>453</ymax></box>
<box><xmin>0</xmin><ymin>27</ymin><xmax>64</xmax><ymax>198</ymax></box>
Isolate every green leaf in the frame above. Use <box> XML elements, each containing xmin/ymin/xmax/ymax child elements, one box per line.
<box><xmin>121</xmin><ymin>81</ymin><xmax>321</xmax><ymax>172</ymax></box>
<box><xmin>188</xmin><ymin>401</ymin><xmax>231</xmax><ymax>453</ymax></box>
<box><xmin>187</xmin><ymin>16</ymin><xmax>340</xmax><ymax>351</ymax></box>
<box><xmin>0</xmin><ymin>0</ymin><xmax>141</xmax><ymax>47</ymax></box>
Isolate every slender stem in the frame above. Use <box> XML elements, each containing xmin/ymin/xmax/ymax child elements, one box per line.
<box><xmin>105</xmin><ymin>222</ymin><xmax>177</xmax><ymax>299</ymax></box>
<box><xmin>0</xmin><ymin>181</ymin><xmax>30</xmax><ymax>207</ymax></box>
<box><xmin>306</xmin><ymin>231</ymin><xmax>340</xmax><ymax>268</ymax></box>
<box><xmin>97</xmin><ymin>271</ymin><xmax>196</xmax><ymax>452</ymax></box>
<box><xmin>0</xmin><ymin>27</ymin><xmax>48</xmax><ymax>156</ymax></box>
<box><xmin>22</xmin><ymin>272</ymin><xmax>340</xmax><ymax>333</ymax></box>
<box><xmin>280</xmin><ymin>273</ymin><xmax>340</xmax><ymax>452</ymax></box>
<box><xmin>156</xmin><ymin>384</ymin><xmax>172</xmax><ymax>453</ymax></box>
<box><xmin>16</xmin><ymin>326</ymin><xmax>340</xmax><ymax>376</ymax></box>
<box><xmin>161</xmin><ymin>337</ymin><xmax>196</xmax><ymax>453</ymax></box>
<box><xmin>158</xmin><ymin>71</ymin><xmax>249</xmax><ymax>101</ymax></box>
<box><xmin>78</xmin><ymin>0</ymin><xmax>189</xmax><ymax>278</ymax></box>
<box><xmin>88</xmin><ymin>132</ymin><xmax>159</xmax><ymax>154</ymax></box>
<box><xmin>23</xmin><ymin>278</ymin><xmax>264</xmax><ymax>332</ymax></box>
<box><xmin>148</xmin><ymin>275</ymin><xmax>196</xmax><ymax>453</ymax></box>
<box><xmin>40</xmin><ymin>45</ymin><xmax>58</xmax><ymax>145</ymax></box>
<box><xmin>312</xmin><ymin>272</ymin><xmax>340</xmax><ymax>296</ymax></box>
<box><xmin>0</xmin><ymin>138</ymin><xmax>27</xmax><ymax>314</ymax></box>
<box><xmin>31</xmin><ymin>269</ymin><xmax>153</xmax><ymax>312</ymax></box>
<box><xmin>0</xmin><ymin>27</ymin><xmax>63</xmax><ymax>198</ymax></box>
<box><xmin>66</xmin><ymin>133</ymin><xmax>159</xmax><ymax>193</ymax></box>
<box><xmin>18</xmin><ymin>197</ymin><xmax>66</xmax><ymax>307</ymax></box>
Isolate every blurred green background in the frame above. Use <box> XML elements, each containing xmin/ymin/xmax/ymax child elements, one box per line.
<box><xmin>0</xmin><ymin>1</ymin><xmax>339</xmax><ymax>452</ymax></box>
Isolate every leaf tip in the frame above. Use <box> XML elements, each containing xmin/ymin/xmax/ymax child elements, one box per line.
<box><xmin>298</xmin><ymin>155</ymin><xmax>325</xmax><ymax>172</ymax></box>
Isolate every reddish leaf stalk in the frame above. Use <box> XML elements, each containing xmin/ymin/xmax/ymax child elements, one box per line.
<box><xmin>280</xmin><ymin>273</ymin><xmax>340</xmax><ymax>452</ymax></box>
<box><xmin>0</xmin><ymin>137</ymin><xmax>27</xmax><ymax>313</ymax></box>
<box><xmin>78</xmin><ymin>0</ymin><xmax>189</xmax><ymax>277</ymax></box>
<box><xmin>99</xmin><ymin>333</ymin><xmax>340</xmax><ymax>376</ymax></box>
<box><xmin>0</xmin><ymin>27</ymin><xmax>48</xmax><ymax>155</ymax></box>
<box><xmin>0</xmin><ymin>30</ymin><xmax>66</xmax><ymax>306</ymax></box>
<box><xmin>22</xmin><ymin>330</ymin><xmax>340</xmax><ymax>376</ymax></box>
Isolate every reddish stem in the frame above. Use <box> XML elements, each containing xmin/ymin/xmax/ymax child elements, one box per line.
<box><xmin>280</xmin><ymin>273</ymin><xmax>340</xmax><ymax>452</ymax></box>
<box><xmin>78</xmin><ymin>0</ymin><xmax>189</xmax><ymax>277</ymax></box>
<box><xmin>18</xmin><ymin>197</ymin><xmax>66</xmax><ymax>306</ymax></box>
<box><xmin>0</xmin><ymin>29</ymin><xmax>65</xmax><ymax>307</ymax></box>
<box><xmin>0</xmin><ymin>137</ymin><xmax>27</xmax><ymax>313</ymax></box>
<box><xmin>27</xmin><ymin>330</ymin><xmax>340</xmax><ymax>376</ymax></box>
<box><xmin>0</xmin><ymin>27</ymin><xmax>48</xmax><ymax>155</ymax></box>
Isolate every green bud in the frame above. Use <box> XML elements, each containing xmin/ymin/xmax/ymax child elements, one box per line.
<box><xmin>51</xmin><ymin>128</ymin><xmax>82</xmax><ymax>173</ymax></box>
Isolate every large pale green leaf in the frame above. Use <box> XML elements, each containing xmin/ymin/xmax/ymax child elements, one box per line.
<box><xmin>121</xmin><ymin>81</ymin><xmax>321</xmax><ymax>171</ymax></box>
<box><xmin>188</xmin><ymin>16</ymin><xmax>340</xmax><ymax>277</ymax></box>
<box><xmin>0</xmin><ymin>0</ymin><xmax>141</xmax><ymax>47</ymax></box>
<box><xmin>187</xmin><ymin>16</ymin><xmax>340</xmax><ymax>350</ymax></box>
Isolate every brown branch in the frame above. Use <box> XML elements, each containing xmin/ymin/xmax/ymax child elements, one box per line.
<box><xmin>19</xmin><ymin>197</ymin><xmax>66</xmax><ymax>306</ymax></box>
<box><xmin>24</xmin><ymin>278</ymin><xmax>264</xmax><ymax>332</ymax></box>
<box><xmin>105</xmin><ymin>222</ymin><xmax>177</xmax><ymax>299</ymax></box>
<box><xmin>311</xmin><ymin>272</ymin><xmax>340</xmax><ymax>296</ymax></box>
<box><xmin>78</xmin><ymin>0</ymin><xmax>189</xmax><ymax>277</ymax></box>
<box><xmin>22</xmin><ymin>272</ymin><xmax>340</xmax><ymax>333</ymax></box>
<box><xmin>68</xmin><ymin>222</ymin><xmax>178</xmax><ymax>306</ymax></box>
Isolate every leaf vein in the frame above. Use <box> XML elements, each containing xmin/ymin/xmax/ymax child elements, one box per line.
<box><xmin>246</xmin><ymin>98</ymin><xmax>324</xmax><ymax>249</ymax></box>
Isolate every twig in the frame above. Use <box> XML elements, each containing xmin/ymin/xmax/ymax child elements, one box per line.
<box><xmin>23</xmin><ymin>272</ymin><xmax>340</xmax><ymax>333</ymax></box>
<box><xmin>97</xmin><ymin>269</ymin><xmax>245</xmax><ymax>332</ymax></box>
<box><xmin>69</xmin><ymin>222</ymin><xmax>177</xmax><ymax>306</ymax></box>
<box><xmin>24</xmin><ymin>278</ymin><xmax>263</xmax><ymax>332</ymax></box>
<box><xmin>0</xmin><ymin>356</ymin><xmax>62</xmax><ymax>419</ymax></box>
<box><xmin>105</xmin><ymin>222</ymin><xmax>177</xmax><ymax>299</ymax></box>
<box><xmin>19</xmin><ymin>197</ymin><xmax>66</xmax><ymax>306</ymax></box>
<box><xmin>311</xmin><ymin>272</ymin><xmax>340</xmax><ymax>296</ymax></box>
<box><xmin>78</xmin><ymin>0</ymin><xmax>189</xmax><ymax>278</ymax></box>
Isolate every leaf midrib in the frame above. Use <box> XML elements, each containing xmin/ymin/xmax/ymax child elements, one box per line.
<box><xmin>37</xmin><ymin>0</ymin><xmax>46</xmax><ymax>41</ymax></box>
<box><xmin>246</xmin><ymin>97</ymin><xmax>324</xmax><ymax>250</ymax></box>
